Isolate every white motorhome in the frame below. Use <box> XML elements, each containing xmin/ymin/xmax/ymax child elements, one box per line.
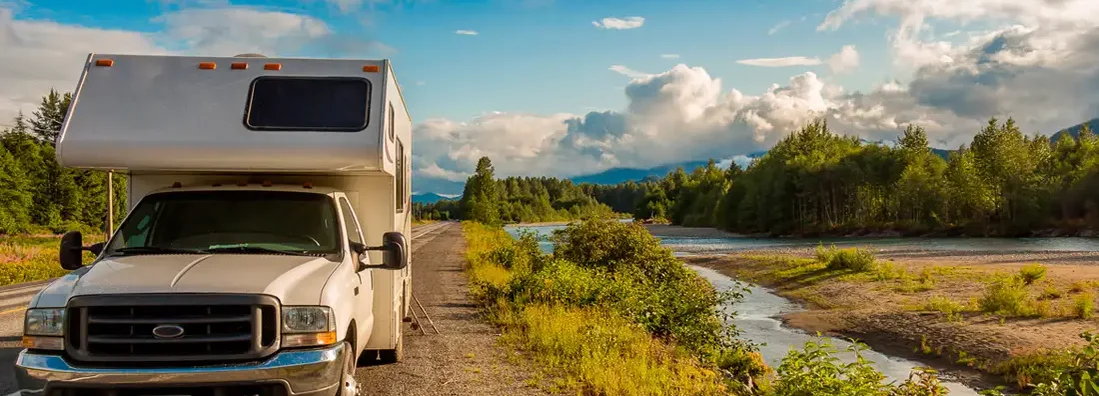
<box><xmin>14</xmin><ymin>53</ymin><xmax>413</xmax><ymax>396</ymax></box>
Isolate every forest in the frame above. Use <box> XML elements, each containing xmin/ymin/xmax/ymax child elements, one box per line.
<box><xmin>0</xmin><ymin>89</ymin><xmax>127</xmax><ymax>236</ymax></box>
<box><xmin>417</xmin><ymin>157</ymin><xmax>616</xmax><ymax>225</ymax></box>
<box><xmin>586</xmin><ymin>118</ymin><xmax>1099</xmax><ymax>237</ymax></box>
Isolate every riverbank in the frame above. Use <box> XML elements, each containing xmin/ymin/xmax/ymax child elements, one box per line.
<box><xmin>685</xmin><ymin>252</ymin><xmax>1099</xmax><ymax>392</ymax></box>
<box><xmin>646</xmin><ymin>223</ymin><xmax>1099</xmax><ymax>239</ymax></box>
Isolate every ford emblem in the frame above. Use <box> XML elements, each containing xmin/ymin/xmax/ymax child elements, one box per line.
<box><xmin>152</xmin><ymin>324</ymin><xmax>185</xmax><ymax>339</ymax></box>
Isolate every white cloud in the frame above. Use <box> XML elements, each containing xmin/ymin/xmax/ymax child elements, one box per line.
<box><xmin>417</xmin><ymin>162</ymin><xmax>471</xmax><ymax>182</ymax></box>
<box><xmin>768</xmin><ymin>20</ymin><xmax>791</xmax><ymax>35</ymax></box>
<box><xmin>414</xmin><ymin>0</ymin><xmax>1099</xmax><ymax>187</ymax></box>
<box><xmin>415</xmin><ymin>81</ymin><xmax>426</xmax><ymax>86</ymax></box>
<box><xmin>828</xmin><ymin>45</ymin><xmax>860</xmax><ymax>74</ymax></box>
<box><xmin>455</xmin><ymin>29</ymin><xmax>478</xmax><ymax>35</ymax></box>
<box><xmin>609</xmin><ymin>65</ymin><xmax>650</xmax><ymax>79</ymax></box>
<box><xmin>660</xmin><ymin>54</ymin><xmax>680</xmax><ymax>59</ymax></box>
<box><xmin>737</xmin><ymin>56</ymin><xmax>822</xmax><ymax>67</ymax></box>
<box><xmin>592</xmin><ymin>16</ymin><xmax>644</xmax><ymax>30</ymax></box>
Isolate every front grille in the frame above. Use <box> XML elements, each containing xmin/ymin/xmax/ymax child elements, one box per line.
<box><xmin>66</xmin><ymin>294</ymin><xmax>280</xmax><ymax>364</ymax></box>
<box><xmin>47</xmin><ymin>384</ymin><xmax>287</xmax><ymax>396</ymax></box>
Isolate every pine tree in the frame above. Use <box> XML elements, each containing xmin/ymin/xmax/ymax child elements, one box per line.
<box><xmin>30</xmin><ymin>89</ymin><xmax>73</xmax><ymax>144</ymax></box>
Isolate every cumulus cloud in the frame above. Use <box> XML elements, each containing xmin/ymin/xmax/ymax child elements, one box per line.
<box><xmin>737</xmin><ymin>56</ymin><xmax>822</xmax><ymax>67</ymax></box>
<box><xmin>828</xmin><ymin>45</ymin><xmax>860</xmax><ymax>74</ymax></box>
<box><xmin>413</xmin><ymin>0</ymin><xmax>1099</xmax><ymax>190</ymax></box>
<box><xmin>455</xmin><ymin>29</ymin><xmax>478</xmax><ymax>35</ymax></box>
<box><xmin>592</xmin><ymin>16</ymin><xmax>644</xmax><ymax>30</ymax></box>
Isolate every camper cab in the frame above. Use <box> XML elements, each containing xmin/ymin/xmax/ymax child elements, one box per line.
<box><xmin>14</xmin><ymin>54</ymin><xmax>412</xmax><ymax>396</ymax></box>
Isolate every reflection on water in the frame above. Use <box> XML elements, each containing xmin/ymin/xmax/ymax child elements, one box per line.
<box><xmin>692</xmin><ymin>265</ymin><xmax>980</xmax><ymax>395</ymax></box>
<box><xmin>659</xmin><ymin>235</ymin><xmax>1099</xmax><ymax>254</ymax></box>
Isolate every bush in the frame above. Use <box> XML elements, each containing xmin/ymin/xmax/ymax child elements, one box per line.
<box><xmin>815</xmin><ymin>244</ymin><xmax>876</xmax><ymax>272</ymax></box>
<box><xmin>979</xmin><ymin>275</ymin><xmax>1032</xmax><ymax>316</ymax></box>
<box><xmin>1074</xmin><ymin>291</ymin><xmax>1095</xmax><ymax>319</ymax></box>
<box><xmin>1019</xmin><ymin>263</ymin><xmax>1047</xmax><ymax>286</ymax></box>
<box><xmin>772</xmin><ymin>338</ymin><xmax>950</xmax><ymax>395</ymax></box>
<box><xmin>462</xmin><ymin>221</ymin><xmax>769</xmax><ymax>394</ymax></box>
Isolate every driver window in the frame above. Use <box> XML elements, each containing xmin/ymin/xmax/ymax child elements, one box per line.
<box><xmin>338</xmin><ymin>198</ymin><xmax>363</xmax><ymax>244</ymax></box>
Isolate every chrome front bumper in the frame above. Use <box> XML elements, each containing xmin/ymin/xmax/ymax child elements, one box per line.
<box><xmin>13</xmin><ymin>343</ymin><xmax>347</xmax><ymax>395</ymax></box>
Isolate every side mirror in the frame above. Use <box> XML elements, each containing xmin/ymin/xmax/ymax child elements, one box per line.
<box><xmin>380</xmin><ymin>232</ymin><xmax>408</xmax><ymax>270</ymax></box>
<box><xmin>60</xmin><ymin>231</ymin><xmax>102</xmax><ymax>270</ymax></box>
<box><xmin>358</xmin><ymin>232</ymin><xmax>408</xmax><ymax>271</ymax></box>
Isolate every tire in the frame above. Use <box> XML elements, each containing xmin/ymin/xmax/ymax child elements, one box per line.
<box><xmin>378</xmin><ymin>333</ymin><xmax>404</xmax><ymax>364</ymax></box>
<box><xmin>336</xmin><ymin>341</ymin><xmax>358</xmax><ymax>396</ymax></box>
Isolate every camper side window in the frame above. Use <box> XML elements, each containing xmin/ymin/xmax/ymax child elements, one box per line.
<box><xmin>396</xmin><ymin>139</ymin><xmax>406</xmax><ymax>213</ymax></box>
<box><xmin>388</xmin><ymin>104</ymin><xmax>396</xmax><ymax>141</ymax></box>
<box><xmin>339</xmin><ymin>198</ymin><xmax>363</xmax><ymax>244</ymax></box>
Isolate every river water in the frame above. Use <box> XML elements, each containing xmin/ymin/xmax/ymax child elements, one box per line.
<box><xmin>504</xmin><ymin>223</ymin><xmax>985</xmax><ymax>394</ymax></box>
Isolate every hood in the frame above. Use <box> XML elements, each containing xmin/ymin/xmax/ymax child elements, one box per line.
<box><xmin>31</xmin><ymin>254</ymin><xmax>340</xmax><ymax>308</ymax></box>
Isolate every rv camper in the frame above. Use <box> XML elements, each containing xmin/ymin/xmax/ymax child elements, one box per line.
<box><xmin>14</xmin><ymin>53</ymin><xmax>413</xmax><ymax>396</ymax></box>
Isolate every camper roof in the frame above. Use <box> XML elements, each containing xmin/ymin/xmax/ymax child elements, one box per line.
<box><xmin>57</xmin><ymin>53</ymin><xmax>396</xmax><ymax>174</ymax></box>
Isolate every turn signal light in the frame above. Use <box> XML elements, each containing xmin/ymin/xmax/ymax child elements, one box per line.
<box><xmin>231</xmin><ymin>62</ymin><xmax>248</xmax><ymax>70</ymax></box>
<box><xmin>198</xmin><ymin>62</ymin><xmax>216</xmax><ymax>70</ymax></box>
<box><xmin>264</xmin><ymin>63</ymin><xmax>282</xmax><ymax>71</ymax></box>
<box><xmin>95</xmin><ymin>59</ymin><xmax>114</xmax><ymax>67</ymax></box>
<box><xmin>363</xmin><ymin>65</ymin><xmax>380</xmax><ymax>73</ymax></box>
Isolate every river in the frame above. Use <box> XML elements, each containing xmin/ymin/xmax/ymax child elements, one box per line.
<box><xmin>505</xmin><ymin>223</ymin><xmax>985</xmax><ymax>395</ymax></box>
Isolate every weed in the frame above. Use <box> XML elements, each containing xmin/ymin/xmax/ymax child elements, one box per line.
<box><xmin>815</xmin><ymin>244</ymin><xmax>876</xmax><ymax>271</ymax></box>
<box><xmin>1074</xmin><ymin>291</ymin><xmax>1095</xmax><ymax>319</ymax></box>
<box><xmin>1040</xmin><ymin>286</ymin><xmax>1063</xmax><ymax>300</ymax></box>
<box><xmin>978</xmin><ymin>275</ymin><xmax>1032</xmax><ymax>317</ymax></box>
<box><xmin>1070</xmin><ymin>281</ymin><xmax>1088</xmax><ymax>293</ymax></box>
<box><xmin>924</xmin><ymin>296</ymin><xmax>966</xmax><ymax>321</ymax></box>
<box><xmin>1019</xmin><ymin>263</ymin><xmax>1047</xmax><ymax>286</ymax></box>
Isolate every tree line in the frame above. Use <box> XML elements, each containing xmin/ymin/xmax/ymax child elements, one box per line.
<box><xmin>416</xmin><ymin>157</ymin><xmax>616</xmax><ymax>225</ymax></box>
<box><xmin>586</xmin><ymin>118</ymin><xmax>1099</xmax><ymax>236</ymax></box>
<box><xmin>0</xmin><ymin>89</ymin><xmax>126</xmax><ymax>235</ymax></box>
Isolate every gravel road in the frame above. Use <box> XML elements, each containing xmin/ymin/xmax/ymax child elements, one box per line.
<box><xmin>355</xmin><ymin>223</ymin><xmax>545</xmax><ymax>395</ymax></box>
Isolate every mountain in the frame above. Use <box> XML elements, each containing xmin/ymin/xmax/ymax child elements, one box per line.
<box><xmin>568</xmin><ymin>151</ymin><xmax>770</xmax><ymax>185</ymax></box>
<box><xmin>1051</xmin><ymin>118</ymin><xmax>1099</xmax><ymax>144</ymax></box>
<box><xmin>412</xmin><ymin>192</ymin><xmax>458</xmax><ymax>204</ymax></box>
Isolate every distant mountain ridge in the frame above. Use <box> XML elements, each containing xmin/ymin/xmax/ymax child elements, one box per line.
<box><xmin>1052</xmin><ymin>118</ymin><xmax>1099</xmax><ymax>143</ymax></box>
<box><xmin>412</xmin><ymin>192</ymin><xmax>458</xmax><ymax>204</ymax></box>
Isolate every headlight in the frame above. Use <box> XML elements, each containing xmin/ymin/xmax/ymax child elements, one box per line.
<box><xmin>23</xmin><ymin>308</ymin><xmax>65</xmax><ymax>351</ymax></box>
<box><xmin>24</xmin><ymin>309</ymin><xmax>64</xmax><ymax>336</ymax></box>
<box><xmin>281</xmin><ymin>306</ymin><xmax>337</xmax><ymax>348</ymax></box>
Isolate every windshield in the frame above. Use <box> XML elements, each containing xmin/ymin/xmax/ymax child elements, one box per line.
<box><xmin>105</xmin><ymin>190</ymin><xmax>341</xmax><ymax>256</ymax></box>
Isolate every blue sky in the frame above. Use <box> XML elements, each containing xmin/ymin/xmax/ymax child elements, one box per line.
<box><xmin>14</xmin><ymin>0</ymin><xmax>891</xmax><ymax>121</ymax></box>
<box><xmin>3</xmin><ymin>0</ymin><xmax>1098</xmax><ymax>194</ymax></box>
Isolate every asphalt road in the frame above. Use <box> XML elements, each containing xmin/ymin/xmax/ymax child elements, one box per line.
<box><xmin>0</xmin><ymin>221</ymin><xmax>454</xmax><ymax>394</ymax></box>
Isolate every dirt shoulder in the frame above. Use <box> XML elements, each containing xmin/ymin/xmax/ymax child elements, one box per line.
<box><xmin>355</xmin><ymin>223</ymin><xmax>546</xmax><ymax>396</ymax></box>
<box><xmin>685</xmin><ymin>253</ymin><xmax>1099</xmax><ymax>390</ymax></box>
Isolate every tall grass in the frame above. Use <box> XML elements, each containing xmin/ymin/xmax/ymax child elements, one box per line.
<box><xmin>463</xmin><ymin>221</ymin><xmax>762</xmax><ymax>395</ymax></box>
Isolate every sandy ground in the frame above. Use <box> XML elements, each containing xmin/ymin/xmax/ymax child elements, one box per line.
<box><xmin>684</xmin><ymin>253</ymin><xmax>1099</xmax><ymax>391</ymax></box>
<box><xmin>356</xmin><ymin>223</ymin><xmax>546</xmax><ymax>396</ymax></box>
<box><xmin>646</xmin><ymin>224</ymin><xmax>1099</xmax><ymax>390</ymax></box>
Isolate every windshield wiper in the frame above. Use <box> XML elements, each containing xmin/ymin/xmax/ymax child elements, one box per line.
<box><xmin>111</xmin><ymin>246</ymin><xmax>209</xmax><ymax>256</ymax></box>
<box><xmin>203</xmin><ymin>245</ymin><xmax>313</xmax><ymax>256</ymax></box>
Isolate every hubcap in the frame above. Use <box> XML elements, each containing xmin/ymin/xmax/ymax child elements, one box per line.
<box><xmin>342</xmin><ymin>343</ymin><xmax>358</xmax><ymax>396</ymax></box>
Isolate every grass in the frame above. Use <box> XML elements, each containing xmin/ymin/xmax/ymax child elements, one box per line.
<box><xmin>815</xmin><ymin>244</ymin><xmax>875</xmax><ymax>271</ymax></box>
<box><xmin>1074</xmin><ymin>291</ymin><xmax>1095</xmax><ymax>319</ymax></box>
<box><xmin>462</xmin><ymin>222</ymin><xmax>747</xmax><ymax>395</ymax></box>
<box><xmin>0</xmin><ymin>234</ymin><xmax>104</xmax><ymax>287</ymax></box>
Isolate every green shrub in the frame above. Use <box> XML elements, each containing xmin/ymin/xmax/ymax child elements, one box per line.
<box><xmin>815</xmin><ymin>244</ymin><xmax>875</xmax><ymax>272</ymax></box>
<box><xmin>1019</xmin><ymin>264</ymin><xmax>1047</xmax><ymax>286</ymax></box>
<box><xmin>1074</xmin><ymin>291</ymin><xmax>1095</xmax><ymax>319</ymax></box>
<box><xmin>979</xmin><ymin>275</ymin><xmax>1032</xmax><ymax>316</ymax></box>
<box><xmin>772</xmin><ymin>338</ymin><xmax>950</xmax><ymax>395</ymax></box>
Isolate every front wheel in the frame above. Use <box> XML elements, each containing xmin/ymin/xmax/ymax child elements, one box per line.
<box><xmin>337</xmin><ymin>341</ymin><xmax>358</xmax><ymax>396</ymax></box>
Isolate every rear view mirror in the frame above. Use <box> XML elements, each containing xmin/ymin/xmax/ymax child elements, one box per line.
<box><xmin>59</xmin><ymin>231</ymin><xmax>103</xmax><ymax>270</ymax></box>
<box><xmin>359</xmin><ymin>232</ymin><xmax>408</xmax><ymax>271</ymax></box>
<box><xmin>380</xmin><ymin>232</ymin><xmax>408</xmax><ymax>270</ymax></box>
